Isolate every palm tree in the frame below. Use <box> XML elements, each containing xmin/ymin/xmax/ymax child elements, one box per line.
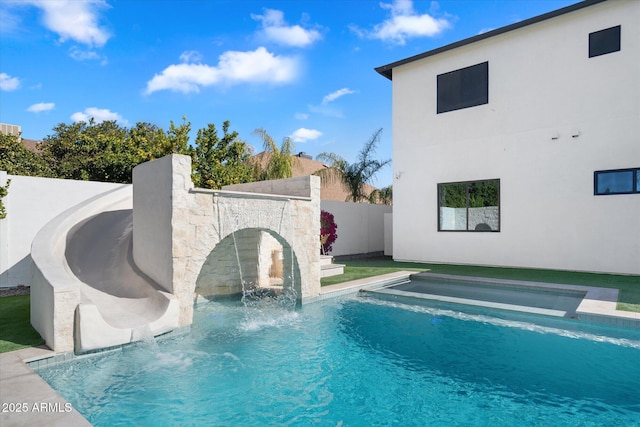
<box><xmin>252</xmin><ymin>128</ymin><xmax>297</xmax><ymax>180</ymax></box>
<box><xmin>316</xmin><ymin>128</ymin><xmax>391</xmax><ymax>203</ymax></box>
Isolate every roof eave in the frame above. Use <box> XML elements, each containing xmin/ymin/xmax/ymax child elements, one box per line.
<box><xmin>375</xmin><ymin>66</ymin><xmax>393</xmax><ymax>80</ymax></box>
<box><xmin>374</xmin><ymin>0</ymin><xmax>608</xmax><ymax>81</ymax></box>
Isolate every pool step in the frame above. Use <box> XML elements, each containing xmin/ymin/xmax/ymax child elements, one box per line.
<box><xmin>320</xmin><ymin>255</ymin><xmax>345</xmax><ymax>278</ymax></box>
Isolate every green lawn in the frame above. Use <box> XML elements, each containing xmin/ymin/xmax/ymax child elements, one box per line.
<box><xmin>322</xmin><ymin>257</ymin><xmax>640</xmax><ymax>312</ymax></box>
<box><xmin>0</xmin><ymin>295</ymin><xmax>44</xmax><ymax>353</ymax></box>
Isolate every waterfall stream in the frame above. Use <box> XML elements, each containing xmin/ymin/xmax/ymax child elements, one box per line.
<box><xmin>216</xmin><ymin>194</ymin><xmax>297</xmax><ymax>310</ymax></box>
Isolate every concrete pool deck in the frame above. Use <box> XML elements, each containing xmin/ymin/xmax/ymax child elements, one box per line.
<box><xmin>0</xmin><ymin>346</ymin><xmax>91</xmax><ymax>426</ymax></box>
<box><xmin>2</xmin><ymin>271</ymin><xmax>638</xmax><ymax>426</ymax></box>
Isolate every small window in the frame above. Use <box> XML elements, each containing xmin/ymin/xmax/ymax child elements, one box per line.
<box><xmin>437</xmin><ymin>62</ymin><xmax>489</xmax><ymax>114</ymax></box>
<box><xmin>594</xmin><ymin>168</ymin><xmax>640</xmax><ymax>195</ymax></box>
<box><xmin>589</xmin><ymin>25</ymin><xmax>621</xmax><ymax>58</ymax></box>
<box><xmin>438</xmin><ymin>179</ymin><xmax>500</xmax><ymax>231</ymax></box>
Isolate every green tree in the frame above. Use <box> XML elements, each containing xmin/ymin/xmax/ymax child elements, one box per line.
<box><xmin>316</xmin><ymin>128</ymin><xmax>391</xmax><ymax>203</ymax></box>
<box><xmin>252</xmin><ymin>128</ymin><xmax>297</xmax><ymax>180</ymax></box>
<box><xmin>439</xmin><ymin>181</ymin><xmax>499</xmax><ymax>209</ymax></box>
<box><xmin>0</xmin><ymin>179</ymin><xmax>9</xmax><ymax>219</ymax></box>
<box><xmin>39</xmin><ymin>117</ymin><xmax>193</xmax><ymax>183</ymax></box>
<box><xmin>439</xmin><ymin>183</ymin><xmax>467</xmax><ymax>208</ymax></box>
<box><xmin>189</xmin><ymin>121</ymin><xmax>254</xmax><ymax>189</ymax></box>
<box><xmin>128</xmin><ymin>122</ymin><xmax>174</xmax><ymax>162</ymax></box>
<box><xmin>40</xmin><ymin>119</ymin><xmax>135</xmax><ymax>182</ymax></box>
<box><xmin>166</xmin><ymin>117</ymin><xmax>191</xmax><ymax>155</ymax></box>
<box><xmin>0</xmin><ymin>133</ymin><xmax>53</xmax><ymax>177</ymax></box>
<box><xmin>369</xmin><ymin>185</ymin><xmax>393</xmax><ymax>205</ymax></box>
<box><xmin>469</xmin><ymin>180</ymin><xmax>499</xmax><ymax>208</ymax></box>
<box><xmin>4</xmin><ymin>116</ymin><xmax>258</xmax><ymax>189</ymax></box>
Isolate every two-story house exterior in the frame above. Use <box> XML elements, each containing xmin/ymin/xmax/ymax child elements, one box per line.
<box><xmin>376</xmin><ymin>0</ymin><xmax>639</xmax><ymax>275</ymax></box>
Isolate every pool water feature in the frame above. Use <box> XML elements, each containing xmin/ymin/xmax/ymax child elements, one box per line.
<box><xmin>37</xmin><ymin>295</ymin><xmax>640</xmax><ymax>426</ymax></box>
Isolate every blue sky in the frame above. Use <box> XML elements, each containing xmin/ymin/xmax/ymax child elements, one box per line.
<box><xmin>1</xmin><ymin>0</ymin><xmax>579</xmax><ymax>186</ymax></box>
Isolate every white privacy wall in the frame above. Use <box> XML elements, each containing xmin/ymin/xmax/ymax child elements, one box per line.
<box><xmin>389</xmin><ymin>0</ymin><xmax>640</xmax><ymax>274</ymax></box>
<box><xmin>321</xmin><ymin>201</ymin><xmax>392</xmax><ymax>257</ymax></box>
<box><xmin>0</xmin><ymin>172</ymin><xmax>125</xmax><ymax>287</ymax></box>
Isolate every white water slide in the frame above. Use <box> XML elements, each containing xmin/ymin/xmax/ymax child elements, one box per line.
<box><xmin>31</xmin><ymin>185</ymin><xmax>179</xmax><ymax>353</ymax></box>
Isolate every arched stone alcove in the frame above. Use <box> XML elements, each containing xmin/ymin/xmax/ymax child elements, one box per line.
<box><xmin>195</xmin><ymin>228</ymin><xmax>301</xmax><ymax>299</ymax></box>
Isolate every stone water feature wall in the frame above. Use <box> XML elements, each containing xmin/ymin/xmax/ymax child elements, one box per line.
<box><xmin>133</xmin><ymin>155</ymin><xmax>321</xmax><ymax>326</ymax></box>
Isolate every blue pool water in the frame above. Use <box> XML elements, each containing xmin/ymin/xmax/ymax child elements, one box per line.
<box><xmin>38</xmin><ymin>295</ymin><xmax>640</xmax><ymax>426</ymax></box>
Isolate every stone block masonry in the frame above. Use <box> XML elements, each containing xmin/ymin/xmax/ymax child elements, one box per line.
<box><xmin>133</xmin><ymin>155</ymin><xmax>321</xmax><ymax>327</ymax></box>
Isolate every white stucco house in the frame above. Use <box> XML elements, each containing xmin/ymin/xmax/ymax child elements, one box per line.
<box><xmin>376</xmin><ymin>0</ymin><xmax>639</xmax><ymax>275</ymax></box>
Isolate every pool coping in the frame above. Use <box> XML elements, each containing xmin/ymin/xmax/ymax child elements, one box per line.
<box><xmin>2</xmin><ymin>271</ymin><xmax>638</xmax><ymax>426</ymax></box>
<box><xmin>413</xmin><ymin>272</ymin><xmax>640</xmax><ymax>327</ymax></box>
<box><xmin>317</xmin><ymin>271</ymin><xmax>413</xmax><ymax>300</ymax></box>
<box><xmin>320</xmin><ymin>271</ymin><xmax>639</xmax><ymax>327</ymax></box>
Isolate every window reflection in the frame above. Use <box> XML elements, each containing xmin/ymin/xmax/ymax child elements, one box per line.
<box><xmin>594</xmin><ymin>169</ymin><xmax>639</xmax><ymax>195</ymax></box>
<box><xmin>438</xmin><ymin>180</ymin><xmax>499</xmax><ymax>231</ymax></box>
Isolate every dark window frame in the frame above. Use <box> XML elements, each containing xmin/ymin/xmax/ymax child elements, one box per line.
<box><xmin>594</xmin><ymin>168</ymin><xmax>640</xmax><ymax>195</ymax></box>
<box><xmin>437</xmin><ymin>62</ymin><xmax>489</xmax><ymax>114</ymax></box>
<box><xmin>589</xmin><ymin>25</ymin><xmax>621</xmax><ymax>58</ymax></box>
<box><xmin>437</xmin><ymin>179</ymin><xmax>501</xmax><ymax>232</ymax></box>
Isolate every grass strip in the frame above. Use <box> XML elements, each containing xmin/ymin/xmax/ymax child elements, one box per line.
<box><xmin>0</xmin><ymin>295</ymin><xmax>44</xmax><ymax>353</ymax></box>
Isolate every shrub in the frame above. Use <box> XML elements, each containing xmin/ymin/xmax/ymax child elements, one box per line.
<box><xmin>320</xmin><ymin>210</ymin><xmax>338</xmax><ymax>254</ymax></box>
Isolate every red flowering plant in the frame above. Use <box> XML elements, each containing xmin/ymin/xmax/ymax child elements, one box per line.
<box><xmin>320</xmin><ymin>210</ymin><xmax>338</xmax><ymax>255</ymax></box>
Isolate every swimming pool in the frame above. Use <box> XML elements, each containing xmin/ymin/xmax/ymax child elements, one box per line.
<box><xmin>37</xmin><ymin>294</ymin><xmax>640</xmax><ymax>426</ymax></box>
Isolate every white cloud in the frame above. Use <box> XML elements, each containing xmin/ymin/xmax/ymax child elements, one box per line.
<box><xmin>352</xmin><ymin>0</ymin><xmax>451</xmax><ymax>45</ymax></box>
<box><xmin>308</xmin><ymin>103</ymin><xmax>344</xmax><ymax>118</ymax></box>
<box><xmin>290</xmin><ymin>128</ymin><xmax>322</xmax><ymax>143</ymax></box>
<box><xmin>145</xmin><ymin>47</ymin><xmax>299</xmax><ymax>94</ymax></box>
<box><xmin>179</xmin><ymin>50</ymin><xmax>203</xmax><ymax>63</ymax></box>
<box><xmin>252</xmin><ymin>9</ymin><xmax>321</xmax><ymax>47</ymax></box>
<box><xmin>27</xmin><ymin>0</ymin><xmax>111</xmax><ymax>47</ymax></box>
<box><xmin>71</xmin><ymin>107</ymin><xmax>127</xmax><ymax>125</ymax></box>
<box><xmin>305</xmin><ymin>88</ymin><xmax>356</xmax><ymax>118</ymax></box>
<box><xmin>322</xmin><ymin>88</ymin><xmax>356</xmax><ymax>105</ymax></box>
<box><xmin>0</xmin><ymin>73</ymin><xmax>20</xmax><ymax>91</ymax></box>
<box><xmin>26</xmin><ymin>102</ymin><xmax>55</xmax><ymax>112</ymax></box>
<box><xmin>69</xmin><ymin>46</ymin><xmax>107</xmax><ymax>64</ymax></box>
<box><xmin>294</xmin><ymin>112</ymin><xmax>309</xmax><ymax>120</ymax></box>
<box><xmin>0</xmin><ymin>5</ymin><xmax>22</xmax><ymax>35</ymax></box>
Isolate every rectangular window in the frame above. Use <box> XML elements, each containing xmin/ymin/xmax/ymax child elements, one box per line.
<box><xmin>437</xmin><ymin>62</ymin><xmax>489</xmax><ymax>114</ymax></box>
<box><xmin>589</xmin><ymin>25</ymin><xmax>621</xmax><ymax>58</ymax></box>
<box><xmin>594</xmin><ymin>168</ymin><xmax>640</xmax><ymax>195</ymax></box>
<box><xmin>438</xmin><ymin>179</ymin><xmax>500</xmax><ymax>231</ymax></box>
